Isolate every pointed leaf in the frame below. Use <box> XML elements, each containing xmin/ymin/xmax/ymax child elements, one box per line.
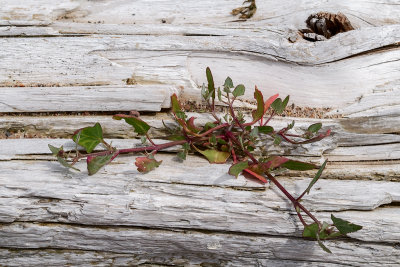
<box><xmin>232</xmin><ymin>84</ymin><xmax>245</xmax><ymax>97</ymax></box>
<box><xmin>282</xmin><ymin>95</ymin><xmax>290</xmax><ymax>110</ymax></box>
<box><xmin>305</xmin><ymin>159</ymin><xmax>327</xmax><ymax>195</ymax></box>
<box><xmin>264</xmin><ymin>93</ymin><xmax>279</xmax><ymax>113</ymax></box>
<box><xmin>308</xmin><ymin>123</ymin><xmax>322</xmax><ymax>133</ymax></box>
<box><xmin>72</xmin><ymin>123</ymin><xmax>103</xmax><ymax>153</ymax></box>
<box><xmin>281</xmin><ymin>160</ymin><xmax>317</xmax><ymax>171</ymax></box>
<box><xmin>87</xmin><ymin>154</ymin><xmax>114</xmax><ymax>175</ymax></box>
<box><xmin>171</xmin><ymin>93</ymin><xmax>182</xmax><ymax>113</ymax></box>
<box><xmin>206</xmin><ymin>67</ymin><xmax>215</xmax><ymax>99</ymax></box>
<box><xmin>217</xmin><ymin>87</ymin><xmax>222</xmax><ymax>101</ymax></box>
<box><xmin>271</xmin><ymin>96</ymin><xmax>289</xmax><ymax>114</ymax></box>
<box><xmin>113</xmin><ymin>115</ymin><xmax>150</xmax><ymax>135</ymax></box>
<box><xmin>316</xmin><ymin>234</ymin><xmax>332</xmax><ymax>254</ymax></box>
<box><xmin>57</xmin><ymin>157</ymin><xmax>80</xmax><ymax>172</ymax></box>
<box><xmin>229</xmin><ymin>161</ymin><xmax>249</xmax><ymax>177</ymax></box>
<box><xmin>331</xmin><ymin>215</ymin><xmax>363</xmax><ymax>235</ymax></box>
<box><xmin>135</xmin><ymin>156</ymin><xmax>162</xmax><ymax>173</ymax></box>
<box><xmin>252</xmin><ymin>87</ymin><xmax>264</xmax><ymax>122</ymax></box>
<box><xmin>48</xmin><ymin>144</ymin><xmax>62</xmax><ymax>156</ymax></box>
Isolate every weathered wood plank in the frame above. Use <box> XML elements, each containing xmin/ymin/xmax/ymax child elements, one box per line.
<box><xmin>0</xmin><ymin>85</ymin><xmax>170</xmax><ymax>112</ymax></box>
<box><xmin>1</xmin><ymin>223</ymin><xmax>399</xmax><ymax>266</ymax></box>
<box><xmin>1</xmin><ymin>156</ymin><xmax>400</xmax><ymax>243</ymax></box>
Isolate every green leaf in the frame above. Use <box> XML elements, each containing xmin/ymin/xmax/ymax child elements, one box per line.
<box><xmin>316</xmin><ymin>235</ymin><xmax>332</xmax><ymax>254</ymax></box>
<box><xmin>194</xmin><ymin>147</ymin><xmax>230</xmax><ymax>164</ymax></box>
<box><xmin>135</xmin><ymin>156</ymin><xmax>162</xmax><ymax>173</ymax></box>
<box><xmin>72</xmin><ymin>123</ymin><xmax>103</xmax><ymax>153</ymax></box>
<box><xmin>48</xmin><ymin>145</ymin><xmax>80</xmax><ymax>171</ymax></box>
<box><xmin>48</xmin><ymin>144</ymin><xmax>62</xmax><ymax>156</ymax></box>
<box><xmin>250</xmin><ymin>127</ymin><xmax>259</xmax><ymax>138</ymax></box>
<box><xmin>229</xmin><ymin>161</ymin><xmax>249</xmax><ymax>178</ymax></box>
<box><xmin>282</xmin><ymin>95</ymin><xmax>290</xmax><ymax>110</ymax></box>
<box><xmin>281</xmin><ymin>160</ymin><xmax>317</xmax><ymax>171</ymax></box>
<box><xmin>257</xmin><ymin>126</ymin><xmax>274</xmax><ymax>134</ymax></box>
<box><xmin>141</xmin><ymin>136</ymin><xmax>147</xmax><ymax>144</ymax></box>
<box><xmin>171</xmin><ymin>93</ymin><xmax>182</xmax><ymax>113</ymax></box>
<box><xmin>57</xmin><ymin>157</ymin><xmax>80</xmax><ymax>171</ymax></box>
<box><xmin>87</xmin><ymin>154</ymin><xmax>113</xmax><ymax>175</ymax></box>
<box><xmin>224</xmin><ymin>76</ymin><xmax>234</xmax><ymax>89</ymax></box>
<box><xmin>273</xmin><ymin>135</ymin><xmax>281</xmax><ymax>145</ymax></box>
<box><xmin>308</xmin><ymin>123</ymin><xmax>322</xmax><ymax>133</ymax></box>
<box><xmin>177</xmin><ymin>151</ymin><xmax>187</xmax><ymax>160</ymax></box>
<box><xmin>271</xmin><ymin>96</ymin><xmax>290</xmax><ymax>114</ymax></box>
<box><xmin>232</xmin><ymin>84</ymin><xmax>245</xmax><ymax>98</ymax></box>
<box><xmin>209</xmin><ymin>135</ymin><xmax>217</xmax><ymax>146</ymax></box>
<box><xmin>252</xmin><ymin>87</ymin><xmax>264</xmax><ymax>122</ymax></box>
<box><xmin>217</xmin><ymin>87</ymin><xmax>222</xmax><ymax>101</ymax></box>
<box><xmin>206</xmin><ymin>67</ymin><xmax>215</xmax><ymax>99</ymax></box>
<box><xmin>331</xmin><ymin>215</ymin><xmax>363</xmax><ymax>235</ymax></box>
<box><xmin>305</xmin><ymin>160</ymin><xmax>327</xmax><ymax>195</ymax></box>
<box><xmin>113</xmin><ymin>115</ymin><xmax>150</xmax><ymax>135</ymax></box>
<box><xmin>204</xmin><ymin>122</ymin><xmax>217</xmax><ymax>131</ymax></box>
<box><xmin>303</xmin><ymin>223</ymin><xmax>341</xmax><ymax>240</ymax></box>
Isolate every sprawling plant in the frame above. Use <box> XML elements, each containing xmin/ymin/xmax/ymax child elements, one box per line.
<box><xmin>49</xmin><ymin>67</ymin><xmax>362</xmax><ymax>253</ymax></box>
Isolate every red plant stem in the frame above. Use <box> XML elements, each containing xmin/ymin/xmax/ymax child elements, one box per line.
<box><xmin>243</xmin><ymin>169</ymin><xmax>267</xmax><ymax>183</ymax></box>
<box><xmin>225</xmin><ymin>131</ymin><xmax>258</xmax><ymax>164</ymax></box>
<box><xmin>265</xmin><ymin>172</ymin><xmax>321</xmax><ymax>227</ymax></box>
<box><xmin>199</xmin><ymin>123</ymin><xmax>230</xmax><ymax>137</ymax></box>
<box><xmin>296</xmin><ymin>209</ymin><xmax>308</xmax><ymax>227</ymax></box>
<box><xmin>146</xmin><ymin>133</ymin><xmax>156</xmax><ymax>146</ymax></box>
<box><xmin>263</xmin><ymin>111</ymin><xmax>275</xmax><ymax>126</ymax></box>
<box><xmin>228</xmin><ymin>100</ymin><xmax>245</xmax><ymax>131</ymax></box>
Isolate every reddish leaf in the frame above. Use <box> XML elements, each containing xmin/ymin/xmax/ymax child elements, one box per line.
<box><xmin>264</xmin><ymin>93</ymin><xmax>279</xmax><ymax>114</ymax></box>
<box><xmin>135</xmin><ymin>156</ymin><xmax>162</xmax><ymax>173</ymax></box>
<box><xmin>268</xmin><ymin>156</ymin><xmax>290</xmax><ymax>169</ymax></box>
<box><xmin>186</xmin><ymin>117</ymin><xmax>203</xmax><ymax>133</ymax></box>
<box><xmin>252</xmin><ymin>86</ymin><xmax>264</xmax><ymax>122</ymax></box>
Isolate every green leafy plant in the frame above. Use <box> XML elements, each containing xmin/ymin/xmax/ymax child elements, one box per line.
<box><xmin>49</xmin><ymin>67</ymin><xmax>362</xmax><ymax>252</ymax></box>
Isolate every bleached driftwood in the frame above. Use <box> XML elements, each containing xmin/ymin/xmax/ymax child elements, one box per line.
<box><xmin>1</xmin><ymin>0</ymin><xmax>400</xmax><ymax>265</ymax></box>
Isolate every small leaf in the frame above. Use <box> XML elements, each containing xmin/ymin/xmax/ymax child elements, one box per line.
<box><xmin>171</xmin><ymin>93</ymin><xmax>182</xmax><ymax>113</ymax></box>
<box><xmin>271</xmin><ymin>96</ymin><xmax>290</xmax><ymax>114</ymax></box>
<box><xmin>250</xmin><ymin>127</ymin><xmax>259</xmax><ymax>138</ymax></box>
<box><xmin>194</xmin><ymin>147</ymin><xmax>230</xmax><ymax>164</ymax></box>
<box><xmin>209</xmin><ymin>135</ymin><xmax>217</xmax><ymax>146</ymax></box>
<box><xmin>57</xmin><ymin>157</ymin><xmax>80</xmax><ymax>172</ymax></box>
<box><xmin>177</xmin><ymin>151</ymin><xmax>187</xmax><ymax>160</ymax></box>
<box><xmin>281</xmin><ymin>160</ymin><xmax>317</xmax><ymax>171</ymax></box>
<box><xmin>305</xmin><ymin>159</ymin><xmax>327</xmax><ymax>195</ymax></box>
<box><xmin>72</xmin><ymin>123</ymin><xmax>103</xmax><ymax>153</ymax></box>
<box><xmin>113</xmin><ymin>115</ymin><xmax>150</xmax><ymax>135</ymax></box>
<box><xmin>317</xmin><ymin>235</ymin><xmax>332</xmax><ymax>254</ymax></box>
<box><xmin>264</xmin><ymin>93</ymin><xmax>279</xmax><ymax>113</ymax></box>
<box><xmin>257</xmin><ymin>126</ymin><xmax>274</xmax><ymax>134</ymax></box>
<box><xmin>229</xmin><ymin>161</ymin><xmax>249</xmax><ymax>177</ymax></box>
<box><xmin>282</xmin><ymin>95</ymin><xmax>290</xmax><ymax>110</ymax></box>
<box><xmin>49</xmin><ymin>145</ymin><xmax>80</xmax><ymax>171</ymax></box>
<box><xmin>224</xmin><ymin>76</ymin><xmax>234</xmax><ymax>89</ymax></box>
<box><xmin>308</xmin><ymin>123</ymin><xmax>322</xmax><ymax>133</ymax></box>
<box><xmin>232</xmin><ymin>84</ymin><xmax>245</xmax><ymax>97</ymax></box>
<box><xmin>204</xmin><ymin>122</ymin><xmax>217</xmax><ymax>131</ymax></box>
<box><xmin>331</xmin><ymin>215</ymin><xmax>363</xmax><ymax>235</ymax></box>
<box><xmin>135</xmin><ymin>156</ymin><xmax>162</xmax><ymax>173</ymax></box>
<box><xmin>217</xmin><ymin>87</ymin><xmax>222</xmax><ymax>101</ymax></box>
<box><xmin>87</xmin><ymin>154</ymin><xmax>114</xmax><ymax>175</ymax></box>
<box><xmin>206</xmin><ymin>67</ymin><xmax>215</xmax><ymax>99</ymax></box>
<box><xmin>48</xmin><ymin>144</ymin><xmax>62</xmax><ymax>156</ymax></box>
<box><xmin>273</xmin><ymin>135</ymin><xmax>281</xmax><ymax>145</ymax></box>
<box><xmin>252</xmin><ymin>87</ymin><xmax>264</xmax><ymax>122</ymax></box>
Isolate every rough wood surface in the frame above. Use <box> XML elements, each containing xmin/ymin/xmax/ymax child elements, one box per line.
<box><xmin>1</xmin><ymin>0</ymin><xmax>400</xmax><ymax>265</ymax></box>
